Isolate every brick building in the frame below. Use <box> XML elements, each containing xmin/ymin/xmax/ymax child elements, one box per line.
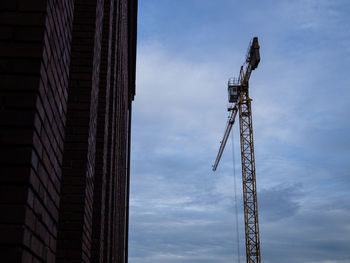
<box><xmin>0</xmin><ymin>0</ymin><xmax>137</xmax><ymax>262</ymax></box>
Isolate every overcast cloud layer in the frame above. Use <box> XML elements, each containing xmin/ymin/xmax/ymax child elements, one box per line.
<box><xmin>129</xmin><ymin>1</ymin><xmax>350</xmax><ymax>262</ymax></box>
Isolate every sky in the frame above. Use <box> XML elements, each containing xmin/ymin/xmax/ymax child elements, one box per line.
<box><xmin>129</xmin><ymin>1</ymin><xmax>350</xmax><ymax>262</ymax></box>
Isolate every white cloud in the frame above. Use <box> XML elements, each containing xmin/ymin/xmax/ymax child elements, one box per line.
<box><xmin>130</xmin><ymin>1</ymin><xmax>350</xmax><ymax>262</ymax></box>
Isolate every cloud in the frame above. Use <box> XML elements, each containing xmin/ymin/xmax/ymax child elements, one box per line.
<box><xmin>130</xmin><ymin>40</ymin><xmax>350</xmax><ymax>262</ymax></box>
<box><xmin>259</xmin><ymin>184</ymin><xmax>302</xmax><ymax>221</ymax></box>
<box><xmin>130</xmin><ymin>1</ymin><xmax>350</xmax><ymax>262</ymax></box>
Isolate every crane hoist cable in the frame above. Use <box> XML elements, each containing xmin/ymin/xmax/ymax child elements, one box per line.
<box><xmin>231</xmin><ymin>128</ymin><xmax>241</xmax><ymax>263</ymax></box>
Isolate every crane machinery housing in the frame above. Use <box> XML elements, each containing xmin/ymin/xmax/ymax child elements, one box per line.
<box><xmin>213</xmin><ymin>37</ymin><xmax>261</xmax><ymax>263</ymax></box>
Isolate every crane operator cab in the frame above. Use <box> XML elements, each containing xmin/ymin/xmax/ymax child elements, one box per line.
<box><xmin>228</xmin><ymin>77</ymin><xmax>240</xmax><ymax>103</ymax></box>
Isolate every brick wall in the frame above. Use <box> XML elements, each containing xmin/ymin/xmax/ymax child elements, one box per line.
<box><xmin>0</xmin><ymin>0</ymin><xmax>137</xmax><ymax>262</ymax></box>
<box><xmin>91</xmin><ymin>0</ymin><xmax>115</xmax><ymax>262</ymax></box>
<box><xmin>115</xmin><ymin>3</ymin><xmax>129</xmax><ymax>260</ymax></box>
<box><xmin>55</xmin><ymin>0</ymin><xmax>104</xmax><ymax>261</ymax></box>
<box><xmin>0</xmin><ymin>0</ymin><xmax>74</xmax><ymax>262</ymax></box>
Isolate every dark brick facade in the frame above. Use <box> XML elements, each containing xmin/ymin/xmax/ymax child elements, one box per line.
<box><xmin>0</xmin><ymin>0</ymin><xmax>137</xmax><ymax>262</ymax></box>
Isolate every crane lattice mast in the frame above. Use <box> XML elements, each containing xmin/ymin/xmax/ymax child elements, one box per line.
<box><xmin>213</xmin><ymin>37</ymin><xmax>261</xmax><ymax>263</ymax></box>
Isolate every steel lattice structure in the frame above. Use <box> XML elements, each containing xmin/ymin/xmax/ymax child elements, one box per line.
<box><xmin>213</xmin><ymin>37</ymin><xmax>261</xmax><ymax>263</ymax></box>
<box><xmin>239</xmin><ymin>85</ymin><xmax>261</xmax><ymax>263</ymax></box>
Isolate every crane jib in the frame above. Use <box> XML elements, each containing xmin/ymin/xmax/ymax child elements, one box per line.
<box><xmin>212</xmin><ymin>105</ymin><xmax>238</xmax><ymax>171</ymax></box>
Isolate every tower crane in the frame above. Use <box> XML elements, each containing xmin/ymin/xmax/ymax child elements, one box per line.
<box><xmin>213</xmin><ymin>37</ymin><xmax>261</xmax><ymax>263</ymax></box>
